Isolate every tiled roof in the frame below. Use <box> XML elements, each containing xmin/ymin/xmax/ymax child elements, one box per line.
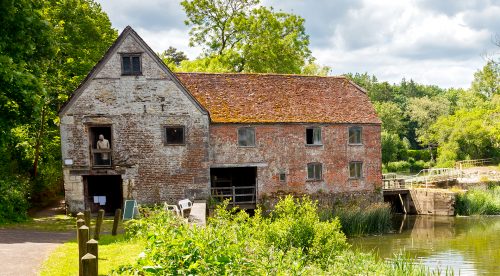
<box><xmin>176</xmin><ymin>73</ymin><xmax>381</xmax><ymax>124</ymax></box>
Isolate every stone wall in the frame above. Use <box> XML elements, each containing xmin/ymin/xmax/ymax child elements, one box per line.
<box><xmin>60</xmin><ymin>33</ymin><xmax>210</xmax><ymax>212</ymax></box>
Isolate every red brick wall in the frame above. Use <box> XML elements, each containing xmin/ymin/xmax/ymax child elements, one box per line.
<box><xmin>209</xmin><ymin>123</ymin><xmax>382</xmax><ymax>199</ymax></box>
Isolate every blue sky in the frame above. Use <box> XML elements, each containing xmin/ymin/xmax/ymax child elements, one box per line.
<box><xmin>97</xmin><ymin>0</ymin><xmax>500</xmax><ymax>88</ymax></box>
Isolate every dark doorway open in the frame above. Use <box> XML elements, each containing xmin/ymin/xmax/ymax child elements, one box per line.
<box><xmin>84</xmin><ymin>175</ymin><xmax>122</xmax><ymax>213</ymax></box>
<box><xmin>210</xmin><ymin>167</ymin><xmax>257</xmax><ymax>209</ymax></box>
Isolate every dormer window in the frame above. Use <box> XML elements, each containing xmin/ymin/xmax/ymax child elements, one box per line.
<box><xmin>121</xmin><ymin>54</ymin><xmax>142</xmax><ymax>75</ymax></box>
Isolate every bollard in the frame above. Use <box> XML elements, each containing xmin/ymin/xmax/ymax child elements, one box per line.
<box><xmin>94</xmin><ymin>209</ymin><xmax>104</xmax><ymax>240</ymax></box>
<box><xmin>77</xmin><ymin>212</ymin><xmax>84</xmax><ymax>223</ymax></box>
<box><xmin>76</xmin><ymin>219</ymin><xmax>85</xmax><ymax>246</ymax></box>
<box><xmin>112</xmin><ymin>209</ymin><xmax>121</xmax><ymax>236</ymax></box>
<box><xmin>81</xmin><ymin>253</ymin><xmax>97</xmax><ymax>276</ymax></box>
<box><xmin>87</xmin><ymin>239</ymin><xmax>98</xmax><ymax>273</ymax></box>
<box><xmin>84</xmin><ymin>209</ymin><xmax>91</xmax><ymax>228</ymax></box>
<box><xmin>78</xmin><ymin>226</ymin><xmax>90</xmax><ymax>276</ymax></box>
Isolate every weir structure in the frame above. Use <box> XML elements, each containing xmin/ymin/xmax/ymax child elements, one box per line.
<box><xmin>382</xmin><ymin>168</ymin><xmax>460</xmax><ymax>216</ymax></box>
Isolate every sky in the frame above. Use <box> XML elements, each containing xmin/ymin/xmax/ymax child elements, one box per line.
<box><xmin>97</xmin><ymin>0</ymin><xmax>500</xmax><ymax>88</ymax></box>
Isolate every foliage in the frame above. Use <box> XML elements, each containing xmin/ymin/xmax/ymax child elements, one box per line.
<box><xmin>0</xmin><ymin>176</ymin><xmax>30</xmax><ymax>223</ymax></box>
<box><xmin>180</xmin><ymin>0</ymin><xmax>313</xmax><ymax>74</ymax></box>
<box><xmin>0</xmin><ymin>0</ymin><xmax>117</xmax><ymax>215</ymax></box>
<box><xmin>320</xmin><ymin>202</ymin><xmax>392</xmax><ymax>237</ymax></box>
<box><xmin>381</xmin><ymin>131</ymin><xmax>404</xmax><ymax>165</ymax></box>
<box><xmin>455</xmin><ymin>186</ymin><xmax>500</xmax><ymax>215</ymax></box>
<box><xmin>471</xmin><ymin>61</ymin><xmax>499</xmax><ymax>98</ymax></box>
<box><xmin>386</xmin><ymin>161</ymin><xmax>411</xmax><ymax>173</ymax></box>
<box><xmin>426</xmin><ymin>96</ymin><xmax>500</xmax><ymax>166</ymax></box>
<box><xmin>374</xmin><ymin>102</ymin><xmax>406</xmax><ymax>136</ymax></box>
<box><xmin>159</xmin><ymin>46</ymin><xmax>188</xmax><ymax>66</ymax></box>
<box><xmin>120</xmin><ymin>196</ymin><xmax>426</xmax><ymax>275</ymax></box>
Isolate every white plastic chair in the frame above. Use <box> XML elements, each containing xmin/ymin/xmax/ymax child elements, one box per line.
<box><xmin>178</xmin><ymin>199</ymin><xmax>193</xmax><ymax>218</ymax></box>
<box><xmin>164</xmin><ymin>202</ymin><xmax>180</xmax><ymax>216</ymax></box>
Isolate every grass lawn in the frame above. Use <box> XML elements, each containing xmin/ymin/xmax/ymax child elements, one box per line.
<box><xmin>40</xmin><ymin>234</ymin><xmax>145</xmax><ymax>276</ymax></box>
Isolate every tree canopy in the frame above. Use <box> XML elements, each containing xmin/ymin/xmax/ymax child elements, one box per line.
<box><xmin>180</xmin><ymin>0</ymin><xmax>316</xmax><ymax>74</ymax></box>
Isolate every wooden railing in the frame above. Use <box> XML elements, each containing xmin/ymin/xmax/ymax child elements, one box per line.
<box><xmin>211</xmin><ymin>186</ymin><xmax>256</xmax><ymax>207</ymax></box>
<box><xmin>91</xmin><ymin>149</ymin><xmax>112</xmax><ymax>167</ymax></box>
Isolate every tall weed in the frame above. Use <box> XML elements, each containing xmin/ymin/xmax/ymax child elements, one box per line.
<box><xmin>455</xmin><ymin>186</ymin><xmax>500</xmax><ymax>215</ymax></box>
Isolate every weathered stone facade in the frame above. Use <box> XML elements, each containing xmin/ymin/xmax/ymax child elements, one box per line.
<box><xmin>60</xmin><ymin>28</ymin><xmax>210</xmax><ymax>213</ymax></box>
<box><xmin>60</xmin><ymin>27</ymin><xmax>382</xmax><ymax>213</ymax></box>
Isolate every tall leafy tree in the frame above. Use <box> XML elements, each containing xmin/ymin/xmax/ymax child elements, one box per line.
<box><xmin>180</xmin><ymin>0</ymin><xmax>312</xmax><ymax>74</ymax></box>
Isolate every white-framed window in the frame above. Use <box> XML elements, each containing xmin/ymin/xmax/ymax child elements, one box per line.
<box><xmin>349</xmin><ymin>162</ymin><xmax>363</xmax><ymax>179</ymax></box>
<box><xmin>306</xmin><ymin>127</ymin><xmax>322</xmax><ymax>145</ymax></box>
<box><xmin>307</xmin><ymin>163</ymin><xmax>322</xmax><ymax>180</ymax></box>
<box><xmin>349</xmin><ymin>126</ymin><xmax>362</xmax><ymax>144</ymax></box>
<box><xmin>238</xmin><ymin>127</ymin><xmax>255</xmax><ymax>147</ymax></box>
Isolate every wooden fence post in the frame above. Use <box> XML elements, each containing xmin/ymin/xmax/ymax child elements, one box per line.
<box><xmin>87</xmin><ymin>239</ymin><xmax>98</xmax><ymax>273</ymax></box>
<box><xmin>93</xmin><ymin>209</ymin><xmax>104</xmax><ymax>240</ymax></box>
<box><xmin>112</xmin><ymin>209</ymin><xmax>121</xmax><ymax>236</ymax></box>
<box><xmin>77</xmin><ymin>212</ymin><xmax>84</xmax><ymax>223</ymax></box>
<box><xmin>78</xmin><ymin>225</ymin><xmax>90</xmax><ymax>276</ymax></box>
<box><xmin>84</xmin><ymin>209</ymin><xmax>91</xmax><ymax>228</ymax></box>
<box><xmin>81</xmin><ymin>253</ymin><xmax>97</xmax><ymax>276</ymax></box>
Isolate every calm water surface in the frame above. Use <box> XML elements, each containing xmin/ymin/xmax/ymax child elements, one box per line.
<box><xmin>349</xmin><ymin>215</ymin><xmax>500</xmax><ymax>275</ymax></box>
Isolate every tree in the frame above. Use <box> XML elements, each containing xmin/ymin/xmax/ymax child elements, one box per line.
<box><xmin>471</xmin><ymin>61</ymin><xmax>499</xmax><ymax>98</ymax></box>
<box><xmin>159</xmin><ymin>47</ymin><xmax>188</xmax><ymax>66</ymax></box>
<box><xmin>181</xmin><ymin>0</ymin><xmax>312</xmax><ymax>74</ymax></box>
<box><xmin>407</xmin><ymin>96</ymin><xmax>450</xmax><ymax>144</ymax></box>
<box><xmin>373</xmin><ymin>102</ymin><xmax>406</xmax><ymax>136</ymax></box>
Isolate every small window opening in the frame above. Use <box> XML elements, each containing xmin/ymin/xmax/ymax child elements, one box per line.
<box><xmin>122</xmin><ymin>54</ymin><xmax>141</xmax><ymax>75</ymax></box>
<box><xmin>166</xmin><ymin>126</ymin><xmax>185</xmax><ymax>145</ymax></box>
<box><xmin>349</xmin><ymin>162</ymin><xmax>363</xmax><ymax>179</ymax></box>
<box><xmin>349</xmin><ymin>127</ymin><xmax>362</xmax><ymax>144</ymax></box>
<box><xmin>279</xmin><ymin>172</ymin><xmax>286</xmax><ymax>182</ymax></box>
<box><xmin>238</xmin><ymin>127</ymin><xmax>255</xmax><ymax>147</ymax></box>
<box><xmin>307</xmin><ymin>163</ymin><xmax>322</xmax><ymax>180</ymax></box>
<box><xmin>306</xmin><ymin>127</ymin><xmax>322</xmax><ymax>145</ymax></box>
<box><xmin>89</xmin><ymin>126</ymin><xmax>112</xmax><ymax>167</ymax></box>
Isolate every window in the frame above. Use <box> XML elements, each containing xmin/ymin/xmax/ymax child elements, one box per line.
<box><xmin>349</xmin><ymin>162</ymin><xmax>363</xmax><ymax>179</ymax></box>
<box><xmin>307</xmin><ymin>163</ymin><xmax>322</xmax><ymax>180</ymax></box>
<box><xmin>89</xmin><ymin>126</ymin><xmax>112</xmax><ymax>167</ymax></box>
<box><xmin>306</xmin><ymin>127</ymin><xmax>322</xmax><ymax>145</ymax></box>
<box><xmin>121</xmin><ymin>54</ymin><xmax>141</xmax><ymax>75</ymax></box>
<box><xmin>349</xmin><ymin>126</ymin><xmax>362</xmax><ymax>144</ymax></box>
<box><xmin>238</xmin><ymin>127</ymin><xmax>255</xmax><ymax>147</ymax></box>
<box><xmin>279</xmin><ymin>172</ymin><xmax>286</xmax><ymax>182</ymax></box>
<box><xmin>165</xmin><ymin>126</ymin><xmax>185</xmax><ymax>145</ymax></box>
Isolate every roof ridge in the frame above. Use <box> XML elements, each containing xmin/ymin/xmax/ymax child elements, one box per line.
<box><xmin>175</xmin><ymin>72</ymin><xmax>347</xmax><ymax>79</ymax></box>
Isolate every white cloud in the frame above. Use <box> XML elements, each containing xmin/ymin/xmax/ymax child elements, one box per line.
<box><xmin>96</xmin><ymin>0</ymin><xmax>499</xmax><ymax>88</ymax></box>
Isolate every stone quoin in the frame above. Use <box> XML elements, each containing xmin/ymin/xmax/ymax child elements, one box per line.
<box><xmin>59</xmin><ymin>26</ymin><xmax>382</xmax><ymax>213</ymax></box>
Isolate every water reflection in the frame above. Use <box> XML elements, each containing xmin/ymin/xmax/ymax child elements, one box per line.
<box><xmin>349</xmin><ymin>215</ymin><xmax>500</xmax><ymax>275</ymax></box>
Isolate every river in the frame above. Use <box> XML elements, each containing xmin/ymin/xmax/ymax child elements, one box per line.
<box><xmin>349</xmin><ymin>215</ymin><xmax>500</xmax><ymax>275</ymax></box>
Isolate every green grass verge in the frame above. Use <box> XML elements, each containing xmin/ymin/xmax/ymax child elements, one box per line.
<box><xmin>0</xmin><ymin>214</ymin><xmax>122</xmax><ymax>232</ymax></box>
<box><xmin>40</xmin><ymin>234</ymin><xmax>144</xmax><ymax>276</ymax></box>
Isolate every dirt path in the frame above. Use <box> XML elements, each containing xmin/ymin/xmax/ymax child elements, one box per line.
<box><xmin>0</xmin><ymin>229</ymin><xmax>74</xmax><ymax>276</ymax></box>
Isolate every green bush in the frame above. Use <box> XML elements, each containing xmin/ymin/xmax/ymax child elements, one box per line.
<box><xmin>119</xmin><ymin>196</ymin><xmax>428</xmax><ymax>275</ymax></box>
<box><xmin>386</xmin><ymin>161</ymin><xmax>411</xmax><ymax>172</ymax></box>
<box><xmin>0</xmin><ymin>176</ymin><xmax>30</xmax><ymax>223</ymax></box>
<box><xmin>407</xmin><ymin>149</ymin><xmax>432</xmax><ymax>162</ymax></box>
<box><xmin>320</xmin><ymin>202</ymin><xmax>392</xmax><ymax>236</ymax></box>
<box><xmin>455</xmin><ymin>186</ymin><xmax>500</xmax><ymax>215</ymax></box>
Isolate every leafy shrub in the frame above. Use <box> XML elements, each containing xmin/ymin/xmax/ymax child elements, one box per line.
<box><xmin>0</xmin><ymin>176</ymin><xmax>30</xmax><ymax>223</ymax></box>
<box><xmin>406</xmin><ymin>149</ymin><xmax>432</xmax><ymax>162</ymax></box>
<box><xmin>386</xmin><ymin>161</ymin><xmax>411</xmax><ymax>172</ymax></box>
<box><xmin>118</xmin><ymin>196</ymin><xmax>426</xmax><ymax>275</ymax></box>
<box><xmin>455</xmin><ymin>186</ymin><xmax>500</xmax><ymax>215</ymax></box>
